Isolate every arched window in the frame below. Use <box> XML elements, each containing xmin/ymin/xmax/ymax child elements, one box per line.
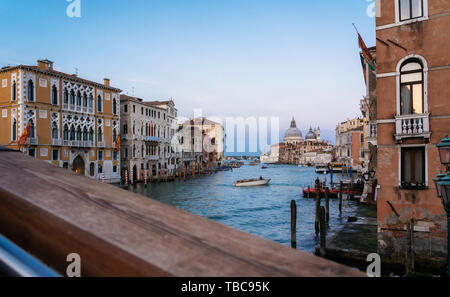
<box><xmin>400</xmin><ymin>59</ymin><xmax>424</xmax><ymax>115</ymax></box>
<box><xmin>52</xmin><ymin>122</ymin><xmax>58</xmax><ymax>139</ymax></box>
<box><xmin>76</xmin><ymin>91</ymin><xmax>81</xmax><ymax>106</ymax></box>
<box><xmin>83</xmin><ymin>127</ymin><xmax>88</xmax><ymax>141</ymax></box>
<box><xmin>76</xmin><ymin>127</ymin><xmax>82</xmax><ymax>141</ymax></box>
<box><xmin>83</xmin><ymin>93</ymin><xmax>88</xmax><ymax>107</ymax></box>
<box><xmin>97</xmin><ymin>95</ymin><xmax>102</xmax><ymax>113</ymax></box>
<box><xmin>12</xmin><ymin>81</ymin><xmax>16</xmax><ymax>101</ymax></box>
<box><xmin>63</xmin><ymin>125</ymin><xmax>69</xmax><ymax>140</ymax></box>
<box><xmin>98</xmin><ymin>127</ymin><xmax>103</xmax><ymax>142</ymax></box>
<box><xmin>27</xmin><ymin>80</ymin><xmax>34</xmax><ymax>102</ymax></box>
<box><xmin>29</xmin><ymin>120</ymin><xmax>35</xmax><ymax>138</ymax></box>
<box><xmin>89</xmin><ymin>128</ymin><xmax>94</xmax><ymax>141</ymax></box>
<box><xmin>63</xmin><ymin>89</ymin><xmax>69</xmax><ymax>104</ymax></box>
<box><xmin>70</xmin><ymin>90</ymin><xmax>75</xmax><ymax>105</ymax></box>
<box><xmin>133</xmin><ymin>144</ymin><xmax>136</xmax><ymax>158</ymax></box>
<box><xmin>52</xmin><ymin>85</ymin><xmax>58</xmax><ymax>105</ymax></box>
<box><xmin>113</xmin><ymin>99</ymin><xmax>117</xmax><ymax>115</ymax></box>
<box><xmin>70</xmin><ymin>126</ymin><xmax>75</xmax><ymax>141</ymax></box>
<box><xmin>142</xmin><ymin>144</ymin><xmax>144</xmax><ymax>158</ymax></box>
<box><xmin>12</xmin><ymin>119</ymin><xmax>17</xmax><ymax>141</ymax></box>
<box><xmin>89</xmin><ymin>94</ymin><xmax>94</xmax><ymax>111</ymax></box>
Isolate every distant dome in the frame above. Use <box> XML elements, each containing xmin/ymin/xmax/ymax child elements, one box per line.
<box><xmin>305</xmin><ymin>127</ymin><xmax>317</xmax><ymax>140</ymax></box>
<box><xmin>284</xmin><ymin>118</ymin><xmax>303</xmax><ymax>141</ymax></box>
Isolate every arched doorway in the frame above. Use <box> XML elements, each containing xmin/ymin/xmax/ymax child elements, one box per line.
<box><xmin>73</xmin><ymin>155</ymin><xmax>85</xmax><ymax>175</ymax></box>
<box><xmin>133</xmin><ymin>165</ymin><xmax>137</xmax><ymax>182</ymax></box>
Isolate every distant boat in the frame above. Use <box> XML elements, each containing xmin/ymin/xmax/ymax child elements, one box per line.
<box><xmin>233</xmin><ymin>178</ymin><xmax>271</xmax><ymax>187</ymax></box>
<box><xmin>261</xmin><ymin>165</ymin><xmax>268</xmax><ymax>169</ymax></box>
<box><xmin>331</xmin><ymin>162</ymin><xmax>343</xmax><ymax>173</ymax></box>
<box><xmin>315</xmin><ymin>165</ymin><xmax>330</xmax><ymax>174</ymax></box>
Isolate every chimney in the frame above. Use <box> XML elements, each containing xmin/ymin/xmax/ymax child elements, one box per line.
<box><xmin>37</xmin><ymin>59</ymin><xmax>54</xmax><ymax>71</ymax></box>
<box><xmin>104</xmin><ymin>78</ymin><xmax>110</xmax><ymax>87</ymax></box>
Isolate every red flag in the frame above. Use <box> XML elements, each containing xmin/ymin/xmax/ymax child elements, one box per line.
<box><xmin>115</xmin><ymin>133</ymin><xmax>120</xmax><ymax>151</ymax></box>
<box><xmin>18</xmin><ymin>122</ymin><xmax>31</xmax><ymax>151</ymax></box>
<box><xmin>358</xmin><ymin>32</ymin><xmax>374</xmax><ymax>64</ymax></box>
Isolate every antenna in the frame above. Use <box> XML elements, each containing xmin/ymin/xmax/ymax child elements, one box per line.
<box><xmin>132</xmin><ymin>87</ymin><xmax>135</xmax><ymax>96</ymax></box>
<box><xmin>74</xmin><ymin>67</ymin><xmax>78</xmax><ymax>76</ymax></box>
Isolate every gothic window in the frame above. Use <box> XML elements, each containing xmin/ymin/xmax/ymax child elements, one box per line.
<box><xmin>64</xmin><ymin>89</ymin><xmax>69</xmax><ymax>104</ymax></box>
<box><xmin>76</xmin><ymin>91</ymin><xmax>81</xmax><ymax>106</ymax></box>
<box><xmin>89</xmin><ymin>94</ymin><xmax>94</xmax><ymax>110</ymax></box>
<box><xmin>113</xmin><ymin>99</ymin><xmax>117</xmax><ymax>115</ymax></box>
<box><xmin>12</xmin><ymin>81</ymin><xmax>16</xmax><ymax>101</ymax></box>
<box><xmin>97</xmin><ymin>95</ymin><xmax>102</xmax><ymax>113</ymax></box>
<box><xmin>52</xmin><ymin>122</ymin><xmax>59</xmax><ymax>139</ymax></box>
<box><xmin>70</xmin><ymin>126</ymin><xmax>75</xmax><ymax>141</ymax></box>
<box><xmin>98</xmin><ymin>127</ymin><xmax>103</xmax><ymax>142</ymax></box>
<box><xmin>52</xmin><ymin>85</ymin><xmax>58</xmax><ymax>105</ymax></box>
<box><xmin>27</xmin><ymin>80</ymin><xmax>34</xmax><ymax>102</ymax></box>
<box><xmin>29</xmin><ymin>120</ymin><xmax>35</xmax><ymax>138</ymax></box>
<box><xmin>83</xmin><ymin>93</ymin><xmax>88</xmax><ymax>107</ymax></box>
<box><xmin>12</xmin><ymin>119</ymin><xmax>17</xmax><ymax>141</ymax></box>
<box><xmin>63</xmin><ymin>125</ymin><xmax>69</xmax><ymax>141</ymax></box>
<box><xmin>70</xmin><ymin>90</ymin><xmax>75</xmax><ymax>105</ymax></box>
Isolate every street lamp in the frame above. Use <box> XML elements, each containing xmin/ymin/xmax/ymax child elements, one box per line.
<box><xmin>434</xmin><ymin>172</ymin><xmax>446</xmax><ymax>199</ymax></box>
<box><xmin>435</xmin><ymin>135</ymin><xmax>450</xmax><ymax>276</ymax></box>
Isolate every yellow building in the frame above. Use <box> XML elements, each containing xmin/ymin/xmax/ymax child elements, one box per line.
<box><xmin>0</xmin><ymin>59</ymin><xmax>121</xmax><ymax>183</ymax></box>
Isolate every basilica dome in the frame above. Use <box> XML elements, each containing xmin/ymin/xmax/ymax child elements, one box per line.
<box><xmin>284</xmin><ymin>118</ymin><xmax>303</xmax><ymax>143</ymax></box>
<box><xmin>305</xmin><ymin>127</ymin><xmax>317</xmax><ymax>140</ymax></box>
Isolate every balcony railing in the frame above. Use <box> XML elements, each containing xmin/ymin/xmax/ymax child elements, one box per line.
<box><xmin>145</xmin><ymin>136</ymin><xmax>160</xmax><ymax>142</ymax></box>
<box><xmin>28</xmin><ymin>137</ymin><xmax>38</xmax><ymax>145</ymax></box>
<box><xmin>395</xmin><ymin>113</ymin><xmax>431</xmax><ymax>143</ymax></box>
<box><xmin>63</xmin><ymin>103</ymin><xmax>69</xmax><ymax>110</ymax></box>
<box><xmin>0</xmin><ymin>149</ymin><xmax>362</xmax><ymax>276</ymax></box>
<box><xmin>98</xmin><ymin>141</ymin><xmax>106</xmax><ymax>148</ymax></box>
<box><xmin>147</xmin><ymin>155</ymin><xmax>159</xmax><ymax>161</ymax></box>
<box><xmin>51</xmin><ymin>139</ymin><xmax>61</xmax><ymax>146</ymax></box>
<box><xmin>366</xmin><ymin>122</ymin><xmax>377</xmax><ymax>144</ymax></box>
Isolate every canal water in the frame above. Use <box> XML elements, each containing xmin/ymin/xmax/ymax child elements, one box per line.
<box><xmin>130</xmin><ymin>164</ymin><xmax>361</xmax><ymax>253</ymax></box>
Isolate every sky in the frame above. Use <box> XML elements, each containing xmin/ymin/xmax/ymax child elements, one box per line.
<box><xmin>0</xmin><ymin>0</ymin><xmax>376</xmax><ymax>152</ymax></box>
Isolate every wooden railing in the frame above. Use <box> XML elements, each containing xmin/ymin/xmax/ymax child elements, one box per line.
<box><xmin>0</xmin><ymin>148</ymin><xmax>363</xmax><ymax>277</ymax></box>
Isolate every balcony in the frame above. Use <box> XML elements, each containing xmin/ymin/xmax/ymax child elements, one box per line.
<box><xmin>395</xmin><ymin>113</ymin><xmax>431</xmax><ymax>143</ymax></box>
<box><xmin>83</xmin><ymin>140</ymin><xmax>94</xmax><ymax>147</ymax></box>
<box><xmin>366</xmin><ymin>122</ymin><xmax>377</xmax><ymax>145</ymax></box>
<box><xmin>98</xmin><ymin>141</ymin><xmax>106</xmax><ymax>148</ymax></box>
<box><xmin>51</xmin><ymin>139</ymin><xmax>61</xmax><ymax>146</ymax></box>
<box><xmin>147</xmin><ymin>155</ymin><xmax>159</xmax><ymax>161</ymax></box>
<box><xmin>28</xmin><ymin>137</ymin><xmax>39</xmax><ymax>145</ymax></box>
<box><xmin>62</xmin><ymin>140</ymin><xmax>70</xmax><ymax>146</ymax></box>
<box><xmin>63</xmin><ymin>103</ymin><xmax>69</xmax><ymax>110</ymax></box>
<box><xmin>145</xmin><ymin>136</ymin><xmax>160</xmax><ymax>142</ymax></box>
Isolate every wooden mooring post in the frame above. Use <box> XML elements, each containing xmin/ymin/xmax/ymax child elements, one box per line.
<box><xmin>339</xmin><ymin>181</ymin><xmax>343</xmax><ymax>215</ymax></box>
<box><xmin>315</xmin><ymin>180</ymin><xmax>321</xmax><ymax>236</ymax></box>
<box><xmin>325</xmin><ymin>187</ymin><xmax>330</xmax><ymax>224</ymax></box>
<box><xmin>319</xmin><ymin>206</ymin><xmax>326</xmax><ymax>256</ymax></box>
<box><xmin>290</xmin><ymin>200</ymin><xmax>297</xmax><ymax>249</ymax></box>
<box><xmin>406</xmin><ymin>218</ymin><xmax>415</xmax><ymax>274</ymax></box>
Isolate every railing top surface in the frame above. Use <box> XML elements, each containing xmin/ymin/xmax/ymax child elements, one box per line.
<box><xmin>0</xmin><ymin>150</ymin><xmax>363</xmax><ymax>277</ymax></box>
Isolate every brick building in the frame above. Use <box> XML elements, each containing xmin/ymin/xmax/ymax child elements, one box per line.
<box><xmin>375</xmin><ymin>0</ymin><xmax>449</xmax><ymax>264</ymax></box>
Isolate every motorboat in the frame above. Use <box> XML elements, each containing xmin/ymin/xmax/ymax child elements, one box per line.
<box><xmin>315</xmin><ymin>165</ymin><xmax>330</xmax><ymax>174</ymax></box>
<box><xmin>233</xmin><ymin>178</ymin><xmax>271</xmax><ymax>187</ymax></box>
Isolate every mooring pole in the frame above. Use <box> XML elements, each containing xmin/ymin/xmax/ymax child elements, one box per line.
<box><xmin>325</xmin><ymin>187</ymin><xmax>330</xmax><ymax>224</ymax></box>
<box><xmin>290</xmin><ymin>200</ymin><xmax>297</xmax><ymax>249</ymax></box>
<box><xmin>339</xmin><ymin>181</ymin><xmax>343</xmax><ymax>215</ymax></box>
<box><xmin>319</xmin><ymin>206</ymin><xmax>326</xmax><ymax>256</ymax></box>
<box><xmin>315</xmin><ymin>179</ymin><xmax>321</xmax><ymax>236</ymax></box>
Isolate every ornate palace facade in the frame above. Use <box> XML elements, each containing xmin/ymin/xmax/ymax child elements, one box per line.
<box><xmin>0</xmin><ymin>60</ymin><xmax>121</xmax><ymax>182</ymax></box>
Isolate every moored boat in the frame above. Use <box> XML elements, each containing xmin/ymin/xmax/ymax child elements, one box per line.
<box><xmin>330</xmin><ymin>162</ymin><xmax>344</xmax><ymax>173</ymax></box>
<box><xmin>233</xmin><ymin>178</ymin><xmax>271</xmax><ymax>187</ymax></box>
<box><xmin>315</xmin><ymin>165</ymin><xmax>330</xmax><ymax>174</ymax></box>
